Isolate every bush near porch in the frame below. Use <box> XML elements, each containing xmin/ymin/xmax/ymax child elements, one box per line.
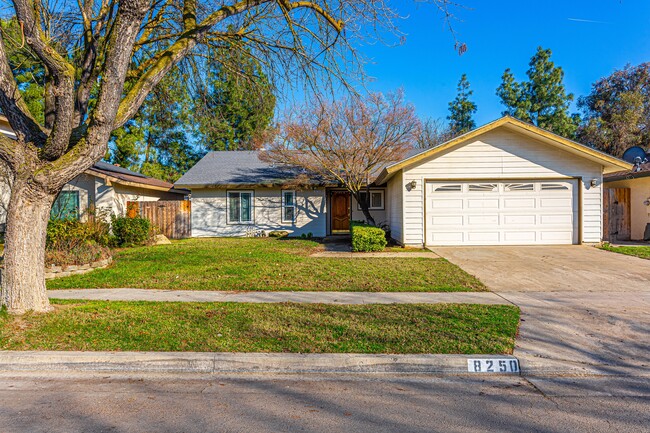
<box><xmin>47</xmin><ymin>237</ymin><xmax>486</xmax><ymax>292</ymax></box>
<box><xmin>351</xmin><ymin>222</ymin><xmax>388</xmax><ymax>252</ymax></box>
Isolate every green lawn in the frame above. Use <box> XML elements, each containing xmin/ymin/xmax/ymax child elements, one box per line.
<box><xmin>47</xmin><ymin>238</ymin><xmax>485</xmax><ymax>292</ymax></box>
<box><xmin>0</xmin><ymin>300</ymin><xmax>519</xmax><ymax>354</ymax></box>
<box><xmin>600</xmin><ymin>244</ymin><xmax>650</xmax><ymax>260</ymax></box>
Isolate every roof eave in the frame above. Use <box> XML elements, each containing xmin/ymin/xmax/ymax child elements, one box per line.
<box><xmin>86</xmin><ymin>169</ymin><xmax>180</xmax><ymax>193</ymax></box>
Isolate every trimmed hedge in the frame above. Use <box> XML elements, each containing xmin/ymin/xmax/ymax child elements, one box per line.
<box><xmin>351</xmin><ymin>222</ymin><xmax>387</xmax><ymax>252</ymax></box>
<box><xmin>112</xmin><ymin>216</ymin><xmax>151</xmax><ymax>247</ymax></box>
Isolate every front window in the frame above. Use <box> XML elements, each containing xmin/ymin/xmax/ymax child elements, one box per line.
<box><xmin>227</xmin><ymin>191</ymin><xmax>253</xmax><ymax>224</ymax></box>
<box><xmin>282</xmin><ymin>190</ymin><xmax>296</xmax><ymax>223</ymax></box>
<box><xmin>51</xmin><ymin>190</ymin><xmax>80</xmax><ymax>220</ymax></box>
<box><xmin>357</xmin><ymin>190</ymin><xmax>385</xmax><ymax>210</ymax></box>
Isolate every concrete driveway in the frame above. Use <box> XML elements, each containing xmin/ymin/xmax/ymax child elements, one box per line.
<box><xmin>430</xmin><ymin>246</ymin><xmax>650</xmax><ymax>374</ymax></box>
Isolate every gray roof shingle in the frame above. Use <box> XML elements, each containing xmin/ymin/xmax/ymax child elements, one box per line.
<box><xmin>174</xmin><ymin>151</ymin><xmax>331</xmax><ymax>188</ymax></box>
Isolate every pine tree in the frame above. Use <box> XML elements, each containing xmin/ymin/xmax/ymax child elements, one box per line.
<box><xmin>447</xmin><ymin>74</ymin><xmax>477</xmax><ymax>135</ymax></box>
<box><xmin>496</xmin><ymin>47</ymin><xmax>579</xmax><ymax>138</ymax></box>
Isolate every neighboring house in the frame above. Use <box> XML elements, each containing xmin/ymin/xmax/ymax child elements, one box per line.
<box><xmin>176</xmin><ymin>116</ymin><xmax>631</xmax><ymax>246</ymax></box>
<box><xmin>604</xmin><ymin>161</ymin><xmax>650</xmax><ymax>241</ymax></box>
<box><xmin>0</xmin><ymin>115</ymin><xmax>187</xmax><ymax>227</ymax></box>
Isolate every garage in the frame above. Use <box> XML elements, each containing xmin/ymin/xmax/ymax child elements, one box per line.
<box><xmin>425</xmin><ymin>180</ymin><xmax>578</xmax><ymax>246</ymax></box>
<box><xmin>374</xmin><ymin>117</ymin><xmax>632</xmax><ymax>247</ymax></box>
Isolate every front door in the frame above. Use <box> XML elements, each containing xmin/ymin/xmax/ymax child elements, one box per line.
<box><xmin>331</xmin><ymin>191</ymin><xmax>350</xmax><ymax>233</ymax></box>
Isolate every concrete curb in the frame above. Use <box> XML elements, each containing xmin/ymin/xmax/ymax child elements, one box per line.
<box><xmin>0</xmin><ymin>352</ymin><xmax>520</xmax><ymax>375</ymax></box>
<box><xmin>518</xmin><ymin>357</ymin><xmax>650</xmax><ymax>378</ymax></box>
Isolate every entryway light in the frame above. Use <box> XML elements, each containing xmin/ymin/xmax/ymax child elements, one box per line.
<box><xmin>590</xmin><ymin>178</ymin><xmax>598</xmax><ymax>187</ymax></box>
<box><xmin>409</xmin><ymin>180</ymin><xmax>417</xmax><ymax>189</ymax></box>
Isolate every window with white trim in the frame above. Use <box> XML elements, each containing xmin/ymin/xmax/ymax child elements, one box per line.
<box><xmin>357</xmin><ymin>190</ymin><xmax>384</xmax><ymax>210</ymax></box>
<box><xmin>227</xmin><ymin>191</ymin><xmax>254</xmax><ymax>224</ymax></box>
<box><xmin>282</xmin><ymin>190</ymin><xmax>296</xmax><ymax>223</ymax></box>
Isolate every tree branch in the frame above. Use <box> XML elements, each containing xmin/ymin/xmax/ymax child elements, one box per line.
<box><xmin>0</xmin><ymin>30</ymin><xmax>46</xmax><ymax>144</ymax></box>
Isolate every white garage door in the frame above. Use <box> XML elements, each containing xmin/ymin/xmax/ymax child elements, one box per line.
<box><xmin>425</xmin><ymin>180</ymin><xmax>578</xmax><ymax>246</ymax></box>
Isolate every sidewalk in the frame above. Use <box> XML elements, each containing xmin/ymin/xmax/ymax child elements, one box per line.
<box><xmin>48</xmin><ymin>289</ymin><xmax>507</xmax><ymax>305</ymax></box>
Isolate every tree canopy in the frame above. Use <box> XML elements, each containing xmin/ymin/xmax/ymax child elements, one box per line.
<box><xmin>496</xmin><ymin>47</ymin><xmax>579</xmax><ymax>138</ymax></box>
<box><xmin>264</xmin><ymin>91</ymin><xmax>421</xmax><ymax>226</ymax></box>
<box><xmin>578</xmin><ymin>63</ymin><xmax>650</xmax><ymax>158</ymax></box>
<box><xmin>447</xmin><ymin>73</ymin><xmax>476</xmax><ymax>135</ymax></box>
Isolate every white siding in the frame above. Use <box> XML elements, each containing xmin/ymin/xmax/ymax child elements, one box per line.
<box><xmin>191</xmin><ymin>188</ymin><xmax>327</xmax><ymax>237</ymax></box>
<box><xmin>386</xmin><ymin>171</ymin><xmax>404</xmax><ymax>244</ymax></box>
<box><xmin>400</xmin><ymin>129</ymin><xmax>604</xmax><ymax>246</ymax></box>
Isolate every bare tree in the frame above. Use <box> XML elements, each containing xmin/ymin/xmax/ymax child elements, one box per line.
<box><xmin>0</xmin><ymin>0</ymin><xmax>460</xmax><ymax>314</ymax></box>
<box><xmin>417</xmin><ymin>117</ymin><xmax>452</xmax><ymax>149</ymax></box>
<box><xmin>263</xmin><ymin>91</ymin><xmax>420</xmax><ymax>226</ymax></box>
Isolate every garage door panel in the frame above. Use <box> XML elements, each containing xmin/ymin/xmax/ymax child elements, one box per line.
<box><xmin>540</xmin><ymin>214</ymin><xmax>572</xmax><ymax>225</ymax></box>
<box><xmin>430</xmin><ymin>232</ymin><xmax>464</xmax><ymax>243</ymax></box>
<box><xmin>503</xmin><ymin>231</ymin><xmax>537</xmax><ymax>242</ymax></box>
<box><xmin>503</xmin><ymin>198</ymin><xmax>536</xmax><ymax>208</ymax></box>
<box><xmin>467</xmin><ymin>199</ymin><xmax>499</xmax><ymax>208</ymax></box>
<box><xmin>467</xmin><ymin>232</ymin><xmax>500</xmax><ymax>243</ymax></box>
<box><xmin>503</xmin><ymin>214</ymin><xmax>536</xmax><ymax>225</ymax></box>
<box><xmin>467</xmin><ymin>214</ymin><xmax>499</xmax><ymax>225</ymax></box>
<box><xmin>431</xmin><ymin>199</ymin><xmax>463</xmax><ymax>209</ymax></box>
<box><xmin>431</xmin><ymin>215</ymin><xmax>463</xmax><ymax>226</ymax></box>
<box><xmin>426</xmin><ymin>180</ymin><xmax>577</xmax><ymax>246</ymax></box>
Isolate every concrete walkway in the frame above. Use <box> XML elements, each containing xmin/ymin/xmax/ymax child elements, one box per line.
<box><xmin>431</xmin><ymin>246</ymin><xmax>650</xmax><ymax>373</ymax></box>
<box><xmin>48</xmin><ymin>289</ymin><xmax>506</xmax><ymax>305</ymax></box>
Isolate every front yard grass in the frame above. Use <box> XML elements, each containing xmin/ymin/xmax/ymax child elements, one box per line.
<box><xmin>0</xmin><ymin>300</ymin><xmax>519</xmax><ymax>354</ymax></box>
<box><xmin>47</xmin><ymin>238</ymin><xmax>485</xmax><ymax>292</ymax></box>
<box><xmin>600</xmin><ymin>244</ymin><xmax>650</xmax><ymax>260</ymax></box>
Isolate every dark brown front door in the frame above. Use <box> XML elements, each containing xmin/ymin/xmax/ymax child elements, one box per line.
<box><xmin>331</xmin><ymin>191</ymin><xmax>350</xmax><ymax>233</ymax></box>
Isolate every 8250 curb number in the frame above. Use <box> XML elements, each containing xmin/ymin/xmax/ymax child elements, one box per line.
<box><xmin>467</xmin><ymin>358</ymin><xmax>520</xmax><ymax>373</ymax></box>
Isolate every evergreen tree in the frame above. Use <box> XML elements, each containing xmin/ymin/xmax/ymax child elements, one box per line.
<box><xmin>496</xmin><ymin>47</ymin><xmax>579</xmax><ymax>138</ymax></box>
<box><xmin>196</xmin><ymin>45</ymin><xmax>276</xmax><ymax>151</ymax></box>
<box><xmin>447</xmin><ymin>74</ymin><xmax>477</xmax><ymax>135</ymax></box>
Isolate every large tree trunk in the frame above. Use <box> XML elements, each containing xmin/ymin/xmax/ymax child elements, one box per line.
<box><xmin>1</xmin><ymin>180</ymin><xmax>55</xmax><ymax>314</ymax></box>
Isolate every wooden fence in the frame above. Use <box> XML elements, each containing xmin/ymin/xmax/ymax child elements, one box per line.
<box><xmin>603</xmin><ymin>188</ymin><xmax>631</xmax><ymax>242</ymax></box>
<box><xmin>127</xmin><ymin>200</ymin><xmax>191</xmax><ymax>239</ymax></box>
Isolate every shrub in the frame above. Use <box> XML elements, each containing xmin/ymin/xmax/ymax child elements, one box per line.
<box><xmin>351</xmin><ymin>222</ymin><xmax>387</xmax><ymax>252</ymax></box>
<box><xmin>45</xmin><ymin>217</ymin><xmax>111</xmax><ymax>266</ymax></box>
<box><xmin>46</xmin><ymin>241</ymin><xmax>110</xmax><ymax>266</ymax></box>
<box><xmin>268</xmin><ymin>230</ymin><xmax>290</xmax><ymax>238</ymax></box>
<box><xmin>111</xmin><ymin>216</ymin><xmax>151</xmax><ymax>247</ymax></box>
<box><xmin>47</xmin><ymin>218</ymin><xmax>111</xmax><ymax>249</ymax></box>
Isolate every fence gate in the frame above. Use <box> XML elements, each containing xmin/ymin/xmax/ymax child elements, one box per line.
<box><xmin>127</xmin><ymin>200</ymin><xmax>191</xmax><ymax>239</ymax></box>
<box><xmin>603</xmin><ymin>188</ymin><xmax>631</xmax><ymax>242</ymax></box>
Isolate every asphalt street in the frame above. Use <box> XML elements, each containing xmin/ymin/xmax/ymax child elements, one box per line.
<box><xmin>0</xmin><ymin>372</ymin><xmax>648</xmax><ymax>433</ymax></box>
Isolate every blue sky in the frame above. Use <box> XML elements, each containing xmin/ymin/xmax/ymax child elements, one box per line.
<box><xmin>358</xmin><ymin>0</ymin><xmax>650</xmax><ymax>125</ymax></box>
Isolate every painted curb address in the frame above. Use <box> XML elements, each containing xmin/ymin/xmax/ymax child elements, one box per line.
<box><xmin>0</xmin><ymin>352</ymin><xmax>521</xmax><ymax>375</ymax></box>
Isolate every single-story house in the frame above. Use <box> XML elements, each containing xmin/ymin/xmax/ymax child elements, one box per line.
<box><xmin>604</xmin><ymin>161</ymin><xmax>650</xmax><ymax>241</ymax></box>
<box><xmin>0</xmin><ymin>115</ymin><xmax>187</xmax><ymax>226</ymax></box>
<box><xmin>176</xmin><ymin>116</ymin><xmax>631</xmax><ymax>246</ymax></box>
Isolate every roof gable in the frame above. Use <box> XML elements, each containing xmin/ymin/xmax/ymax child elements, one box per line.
<box><xmin>375</xmin><ymin>117</ymin><xmax>632</xmax><ymax>184</ymax></box>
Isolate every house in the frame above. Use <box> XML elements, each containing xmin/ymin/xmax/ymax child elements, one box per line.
<box><xmin>176</xmin><ymin>116</ymin><xmax>631</xmax><ymax>246</ymax></box>
<box><xmin>0</xmin><ymin>115</ymin><xmax>187</xmax><ymax>226</ymax></box>
<box><xmin>603</xmin><ymin>161</ymin><xmax>650</xmax><ymax>241</ymax></box>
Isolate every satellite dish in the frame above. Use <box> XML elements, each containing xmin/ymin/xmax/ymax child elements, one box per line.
<box><xmin>622</xmin><ymin>146</ymin><xmax>648</xmax><ymax>164</ymax></box>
